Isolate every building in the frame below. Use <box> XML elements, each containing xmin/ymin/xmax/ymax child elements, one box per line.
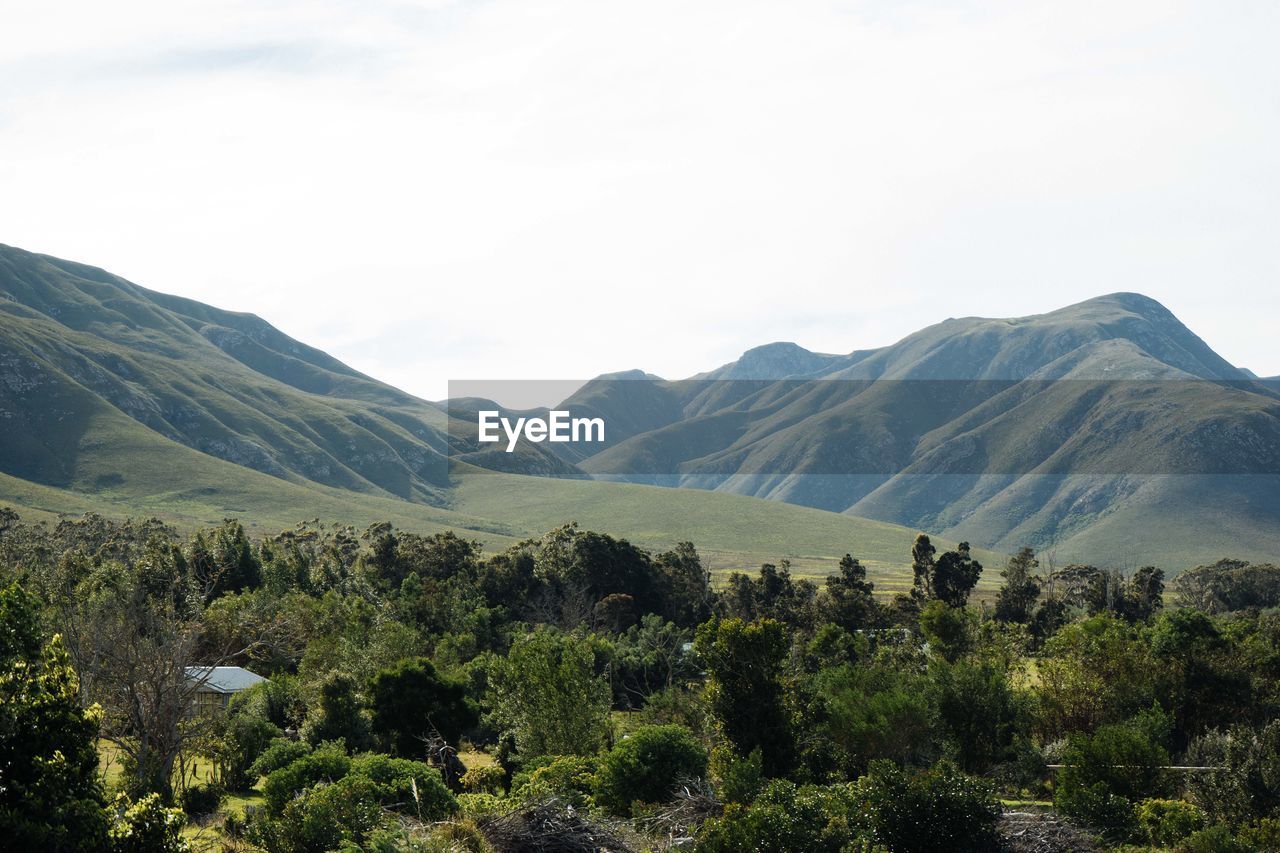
<box><xmin>186</xmin><ymin>666</ymin><xmax>267</xmax><ymax>716</ymax></box>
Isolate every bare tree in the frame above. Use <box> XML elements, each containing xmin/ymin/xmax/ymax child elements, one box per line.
<box><xmin>59</xmin><ymin>559</ymin><xmax>269</xmax><ymax>799</ymax></box>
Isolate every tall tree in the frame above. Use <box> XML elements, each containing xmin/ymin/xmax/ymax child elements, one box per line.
<box><xmin>911</xmin><ymin>534</ymin><xmax>937</xmax><ymax>602</ymax></box>
<box><xmin>933</xmin><ymin>543</ymin><xmax>983</xmax><ymax>608</ymax></box>
<box><xmin>0</xmin><ymin>582</ymin><xmax>108</xmax><ymax>849</ymax></box>
<box><xmin>823</xmin><ymin>554</ymin><xmax>880</xmax><ymax>632</ymax></box>
<box><xmin>994</xmin><ymin>547</ymin><xmax>1041</xmax><ymax>624</ymax></box>
<box><xmin>694</xmin><ymin>618</ymin><xmax>795</xmax><ymax>775</ymax></box>
<box><xmin>60</xmin><ymin>559</ymin><xmax>262</xmax><ymax>799</ymax></box>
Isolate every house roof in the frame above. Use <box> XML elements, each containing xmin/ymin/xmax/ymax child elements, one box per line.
<box><xmin>185</xmin><ymin>666</ymin><xmax>267</xmax><ymax>694</ymax></box>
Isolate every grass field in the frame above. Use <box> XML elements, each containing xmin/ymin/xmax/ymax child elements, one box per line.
<box><xmin>1</xmin><ymin>457</ymin><xmax>1004</xmax><ymax>592</ymax></box>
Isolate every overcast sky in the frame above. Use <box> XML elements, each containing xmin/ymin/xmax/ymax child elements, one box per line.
<box><xmin>2</xmin><ymin>0</ymin><xmax>1278</xmax><ymax>400</ymax></box>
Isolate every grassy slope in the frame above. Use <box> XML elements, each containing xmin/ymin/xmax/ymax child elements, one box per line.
<box><xmin>0</xmin><ymin>454</ymin><xmax>999</xmax><ymax>593</ymax></box>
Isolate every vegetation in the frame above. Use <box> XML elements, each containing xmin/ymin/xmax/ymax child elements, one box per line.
<box><xmin>4</xmin><ymin>507</ymin><xmax>1280</xmax><ymax>850</ymax></box>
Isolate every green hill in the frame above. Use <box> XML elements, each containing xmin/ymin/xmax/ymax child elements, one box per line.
<box><xmin>565</xmin><ymin>296</ymin><xmax>1280</xmax><ymax>567</ymax></box>
<box><xmin>0</xmin><ymin>243</ymin><xmax>972</xmax><ymax>588</ymax></box>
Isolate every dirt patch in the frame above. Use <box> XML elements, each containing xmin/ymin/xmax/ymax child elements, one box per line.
<box><xmin>999</xmin><ymin>809</ymin><xmax>1103</xmax><ymax>852</ymax></box>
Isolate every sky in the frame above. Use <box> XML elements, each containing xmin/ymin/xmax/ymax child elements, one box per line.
<box><xmin>2</xmin><ymin>0</ymin><xmax>1278</xmax><ymax>401</ymax></box>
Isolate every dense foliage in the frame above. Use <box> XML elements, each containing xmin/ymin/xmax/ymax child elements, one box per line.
<box><xmin>3</xmin><ymin>510</ymin><xmax>1280</xmax><ymax>850</ymax></box>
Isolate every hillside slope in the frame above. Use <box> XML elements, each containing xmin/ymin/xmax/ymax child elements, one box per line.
<box><xmin>0</xmin><ymin>244</ymin><xmax>950</xmax><ymax>582</ymax></box>
<box><xmin>569</xmin><ymin>296</ymin><xmax>1280</xmax><ymax>566</ymax></box>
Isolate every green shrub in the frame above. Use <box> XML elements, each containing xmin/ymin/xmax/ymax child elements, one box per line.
<box><xmin>1136</xmin><ymin>798</ymin><xmax>1206</xmax><ymax>846</ymax></box>
<box><xmin>1186</xmin><ymin>722</ymin><xmax>1280</xmax><ymax>828</ymax></box>
<box><xmin>511</xmin><ymin>755</ymin><xmax>599</xmax><ymax>809</ymax></box>
<box><xmin>594</xmin><ymin>724</ymin><xmax>707</xmax><ymax>815</ymax></box>
<box><xmin>218</xmin><ymin>715</ymin><xmax>282</xmax><ymax>790</ymax></box>
<box><xmin>696</xmin><ymin>779</ymin><xmax>875</xmax><ymax>853</ymax></box>
<box><xmin>1177</xmin><ymin>824</ymin><xmax>1251</xmax><ymax>853</ymax></box>
<box><xmin>251</xmin><ymin>739</ymin><xmax>312</xmax><ymax>778</ymax></box>
<box><xmin>456</xmin><ymin>792</ymin><xmax>506</xmax><ymax>820</ymax></box>
<box><xmin>852</xmin><ymin>760</ymin><xmax>1001</xmax><ymax>853</ymax></box>
<box><xmin>711</xmin><ymin>746</ymin><xmax>764</xmax><ymax>804</ymax></box>
<box><xmin>461</xmin><ymin>764</ymin><xmax>507</xmax><ymax>795</ymax></box>
<box><xmin>1054</xmin><ymin>718</ymin><xmax>1169</xmax><ymax>837</ymax></box>
<box><xmin>267</xmin><ymin>775</ymin><xmax>388</xmax><ymax>853</ymax></box>
<box><xmin>370</xmin><ymin>657</ymin><xmax>479</xmax><ymax>756</ymax></box>
<box><xmin>1056</xmin><ymin>782</ymin><xmax>1136</xmax><ymax>840</ymax></box>
<box><xmin>178</xmin><ymin>782</ymin><xmax>224</xmax><ymax>817</ymax></box>
<box><xmin>107</xmin><ymin>793</ymin><xmax>189</xmax><ymax>853</ymax></box>
<box><xmin>1237</xmin><ymin>818</ymin><xmax>1280</xmax><ymax>850</ymax></box>
<box><xmin>300</xmin><ymin>673</ymin><xmax>371</xmax><ymax>750</ymax></box>
<box><xmin>262</xmin><ymin>742</ymin><xmax>352</xmax><ymax>815</ymax></box>
<box><xmin>348</xmin><ymin>753</ymin><xmax>458</xmax><ymax>820</ymax></box>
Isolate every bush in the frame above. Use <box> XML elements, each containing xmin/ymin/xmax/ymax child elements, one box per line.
<box><xmin>107</xmin><ymin>793</ymin><xmax>189</xmax><ymax>853</ymax></box>
<box><xmin>218</xmin><ymin>715</ymin><xmax>282</xmax><ymax>789</ymax></box>
<box><xmin>712</xmin><ymin>746</ymin><xmax>764</xmax><ymax>805</ymax></box>
<box><xmin>365</xmin><ymin>819</ymin><xmax>493</xmax><ymax>853</ymax></box>
<box><xmin>349</xmin><ymin>753</ymin><xmax>458</xmax><ymax>820</ymax></box>
<box><xmin>1136</xmin><ymin>798</ymin><xmax>1206</xmax><ymax>846</ymax></box>
<box><xmin>1177</xmin><ymin>824</ymin><xmax>1251</xmax><ymax>853</ymax></box>
<box><xmin>511</xmin><ymin>755</ymin><xmax>599</xmax><ymax>809</ymax></box>
<box><xmin>594</xmin><ymin>724</ymin><xmax>708</xmax><ymax>815</ymax></box>
<box><xmin>461</xmin><ymin>764</ymin><xmax>507</xmax><ymax>795</ymax></box>
<box><xmin>262</xmin><ymin>775</ymin><xmax>388</xmax><ymax>853</ymax></box>
<box><xmin>1186</xmin><ymin>722</ymin><xmax>1280</xmax><ymax>828</ymax></box>
<box><xmin>696</xmin><ymin>779</ymin><xmax>874</xmax><ymax>853</ymax></box>
<box><xmin>1054</xmin><ymin>718</ymin><xmax>1169</xmax><ymax>837</ymax></box>
<box><xmin>1056</xmin><ymin>782</ymin><xmax>1136</xmax><ymax>840</ymax></box>
<box><xmin>1237</xmin><ymin>818</ymin><xmax>1280</xmax><ymax>850</ymax></box>
<box><xmin>370</xmin><ymin>657</ymin><xmax>479</xmax><ymax>756</ymax></box>
<box><xmin>250</xmin><ymin>739</ymin><xmax>312</xmax><ymax>778</ymax></box>
<box><xmin>456</xmin><ymin>792</ymin><xmax>506</xmax><ymax>821</ymax></box>
<box><xmin>178</xmin><ymin>782</ymin><xmax>224</xmax><ymax>817</ymax></box>
<box><xmin>230</xmin><ymin>674</ymin><xmax>307</xmax><ymax>731</ymax></box>
<box><xmin>262</xmin><ymin>742</ymin><xmax>352</xmax><ymax>815</ymax></box>
<box><xmin>300</xmin><ymin>673</ymin><xmax>371</xmax><ymax>750</ymax></box>
<box><xmin>852</xmin><ymin>760</ymin><xmax>1001</xmax><ymax>853</ymax></box>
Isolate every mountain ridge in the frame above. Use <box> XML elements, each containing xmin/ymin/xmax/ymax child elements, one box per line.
<box><xmin>4</xmin><ymin>242</ymin><xmax>1278</xmax><ymax>569</ymax></box>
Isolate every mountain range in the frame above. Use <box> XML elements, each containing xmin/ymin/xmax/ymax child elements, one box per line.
<box><xmin>3</xmin><ymin>242</ymin><xmax>1278</xmax><ymax>573</ymax></box>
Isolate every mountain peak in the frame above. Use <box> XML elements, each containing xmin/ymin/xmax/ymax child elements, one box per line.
<box><xmin>697</xmin><ymin>341</ymin><xmax>868</xmax><ymax>381</ymax></box>
<box><xmin>1063</xmin><ymin>291</ymin><xmax>1177</xmax><ymax>321</ymax></box>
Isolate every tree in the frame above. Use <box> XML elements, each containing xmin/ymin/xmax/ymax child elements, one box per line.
<box><xmin>611</xmin><ymin>614</ymin><xmax>693</xmax><ymax>707</ymax></box>
<box><xmin>594</xmin><ymin>724</ymin><xmax>707</xmax><ymax>815</ymax></box>
<box><xmin>1127</xmin><ymin>566</ymin><xmax>1164</xmax><ymax>622</ymax></box>
<box><xmin>0</xmin><ymin>582</ymin><xmax>109</xmax><ymax>850</ymax></box>
<box><xmin>59</xmin><ymin>560</ymin><xmax>262</xmax><ymax>799</ymax></box>
<box><xmin>1055</xmin><ymin>717</ymin><xmax>1171</xmax><ymax>838</ymax></box>
<box><xmin>301</xmin><ymin>673</ymin><xmax>371</xmax><ymax>749</ymax></box>
<box><xmin>815</xmin><ymin>663</ymin><xmax>936</xmax><ymax>773</ymax></box>
<box><xmin>370</xmin><ymin>657</ymin><xmax>478</xmax><ymax>756</ymax></box>
<box><xmin>920</xmin><ymin>599</ymin><xmax>973</xmax><ymax>663</ymax></box>
<box><xmin>930</xmin><ymin>660</ymin><xmax>1026</xmax><ymax>773</ymax></box>
<box><xmin>994</xmin><ymin>548</ymin><xmax>1040</xmax><ymax>624</ymax></box>
<box><xmin>933</xmin><ymin>542</ymin><xmax>983</xmax><ymax>608</ymax></box>
<box><xmin>911</xmin><ymin>534</ymin><xmax>937</xmax><ymax>602</ymax></box>
<box><xmin>487</xmin><ymin>630</ymin><xmax>611</xmax><ymax>758</ymax></box>
<box><xmin>822</xmin><ymin>554</ymin><xmax>880</xmax><ymax>632</ymax></box>
<box><xmin>694</xmin><ymin>618</ymin><xmax>795</xmax><ymax>776</ymax></box>
<box><xmin>655</xmin><ymin>542</ymin><xmax>714</xmax><ymax>626</ymax></box>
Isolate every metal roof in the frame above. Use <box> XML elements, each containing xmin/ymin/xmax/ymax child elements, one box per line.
<box><xmin>185</xmin><ymin>666</ymin><xmax>267</xmax><ymax>694</ymax></box>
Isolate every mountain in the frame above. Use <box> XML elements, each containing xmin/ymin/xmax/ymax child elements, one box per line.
<box><xmin>561</xmin><ymin>295</ymin><xmax>1280</xmax><ymax>567</ymax></box>
<box><xmin>0</xmin><ymin>244</ymin><xmax>948</xmax><ymax>585</ymax></box>
<box><xmin>5</xmin><ymin>241</ymin><xmax>1274</xmax><ymax>571</ymax></box>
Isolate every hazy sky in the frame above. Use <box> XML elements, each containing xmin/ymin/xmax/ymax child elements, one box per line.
<box><xmin>2</xmin><ymin>0</ymin><xmax>1278</xmax><ymax>400</ymax></box>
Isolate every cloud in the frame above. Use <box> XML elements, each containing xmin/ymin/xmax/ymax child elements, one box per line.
<box><xmin>2</xmin><ymin>0</ymin><xmax>1279</xmax><ymax>398</ymax></box>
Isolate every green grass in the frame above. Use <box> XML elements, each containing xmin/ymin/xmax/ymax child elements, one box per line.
<box><xmin>450</xmin><ymin>466</ymin><xmax>1004</xmax><ymax>588</ymax></box>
